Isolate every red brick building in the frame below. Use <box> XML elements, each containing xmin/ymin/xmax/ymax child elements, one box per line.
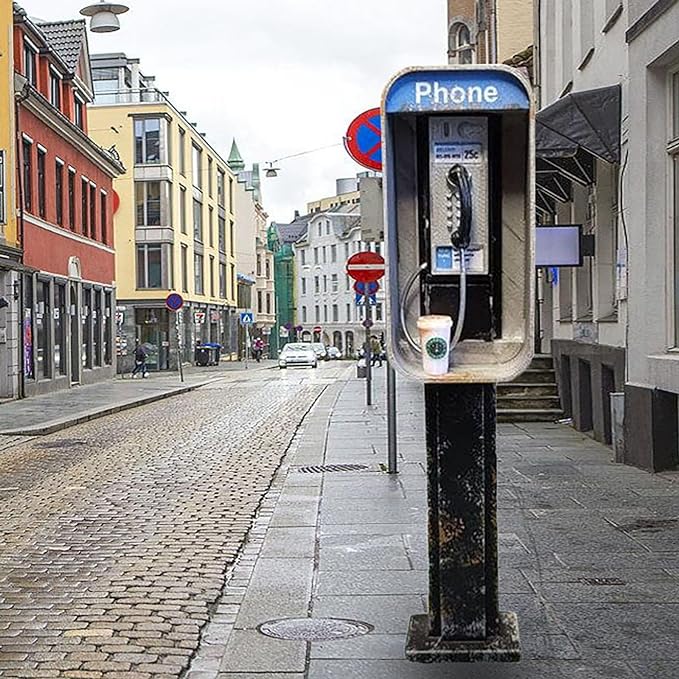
<box><xmin>14</xmin><ymin>4</ymin><xmax>124</xmax><ymax>395</ymax></box>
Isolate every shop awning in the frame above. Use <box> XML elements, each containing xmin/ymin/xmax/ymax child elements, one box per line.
<box><xmin>536</xmin><ymin>84</ymin><xmax>621</xmax><ymax>164</ymax></box>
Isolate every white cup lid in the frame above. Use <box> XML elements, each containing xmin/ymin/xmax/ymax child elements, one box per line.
<box><xmin>417</xmin><ymin>314</ymin><xmax>453</xmax><ymax>331</ymax></box>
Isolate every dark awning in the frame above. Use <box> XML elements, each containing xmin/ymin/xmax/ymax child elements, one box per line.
<box><xmin>536</xmin><ymin>84</ymin><xmax>621</xmax><ymax>164</ymax></box>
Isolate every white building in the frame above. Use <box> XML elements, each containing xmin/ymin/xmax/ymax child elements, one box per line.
<box><xmin>293</xmin><ymin>201</ymin><xmax>385</xmax><ymax>356</ymax></box>
<box><xmin>536</xmin><ymin>0</ymin><xmax>679</xmax><ymax>471</ymax></box>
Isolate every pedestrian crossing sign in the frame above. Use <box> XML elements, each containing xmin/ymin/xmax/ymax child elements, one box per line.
<box><xmin>240</xmin><ymin>311</ymin><xmax>255</xmax><ymax>325</ymax></box>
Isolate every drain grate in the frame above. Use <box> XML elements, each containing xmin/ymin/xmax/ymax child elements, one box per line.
<box><xmin>581</xmin><ymin>577</ymin><xmax>626</xmax><ymax>586</ymax></box>
<box><xmin>293</xmin><ymin>464</ymin><xmax>369</xmax><ymax>474</ymax></box>
<box><xmin>258</xmin><ymin>617</ymin><xmax>373</xmax><ymax>641</ymax></box>
<box><xmin>38</xmin><ymin>439</ymin><xmax>87</xmax><ymax>450</ymax></box>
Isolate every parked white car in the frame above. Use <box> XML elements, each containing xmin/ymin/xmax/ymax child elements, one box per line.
<box><xmin>327</xmin><ymin>346</ymin><xmax>342</xmax><ymax>360</ymax></box>
<box><xmin>279</xmin><ymin>343</ymin><xmax>318</xmax><ymax>369</ymax></box>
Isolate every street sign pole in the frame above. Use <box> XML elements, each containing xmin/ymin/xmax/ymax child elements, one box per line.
<box><xmin>175</xmin><ymin>313</ymin><xmax>184</xmax><ymax>383</ymax></box>
<box><xmin>387</xmin><ymin>362</ymin><xmax>397</xmax><ymax>473</ymax></box>
<box><xmin>365</xmin><ymin>303</ymin><xmax>372</xmax><ymax>406</ymax></box>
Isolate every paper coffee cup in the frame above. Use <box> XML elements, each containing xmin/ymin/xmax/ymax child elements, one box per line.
<box><xmin>417</xmin><ymin>315</ymin><xmax>453</xmax><ymax>376</ymax></box>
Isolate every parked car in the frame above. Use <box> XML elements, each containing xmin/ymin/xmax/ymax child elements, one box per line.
<box><xmin>278</xmin><ymin>343</ymin><xmax>318</xmax><ymax>369</ymax></box>
<box><xmin>327</xmin><ymin>346</ymin><xmax>342</xmax><ymax>360</ymax></box>
<box><xmin>310</xmin><ymin>343</ymin><xmax>328</xmax><ymax>361</ymax></box>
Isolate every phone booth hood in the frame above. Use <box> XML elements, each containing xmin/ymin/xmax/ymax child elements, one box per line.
<box><xmin>382</xmin><ymin>65</ymin><xmax>535</xmax><ymax>384</ymax></box>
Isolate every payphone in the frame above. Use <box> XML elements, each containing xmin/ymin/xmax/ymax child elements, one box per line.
<box><xmin>381</xmin><ymin>66</ymin><xmax>534</xmax><ymax>663</ymax></box>
<box><xmin>383</xmin><ymin>66</ymin><xmax>534</xmax><ymax>383</ymax></box>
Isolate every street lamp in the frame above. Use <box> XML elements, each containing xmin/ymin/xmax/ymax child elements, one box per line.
<box><xmin>80</xmin><ymin>1</ymin><xmax>129</xmax><ymax>33</ymax></box>
<box><xmin>264</xmin><ymin>142</ymin><xmax>344</xmax><ymax>178</ymax></box>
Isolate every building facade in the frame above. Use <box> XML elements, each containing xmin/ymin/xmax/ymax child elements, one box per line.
<box><xmin>227</xmin><ymin>141</ymin><xmax>275</xmax><ymax>356</ymax></box>
<box><xmin>447</xmin><ymin>0</ymin><xmax>533</xmax><ymax>65</ymax></box>
<box><xmin>536</xmin><ymin>0</ymin><xmax>679</xmax><ymax>471</ymax></box>
<box><xmin>0</xmin><ymin>0</ymin><xmax>22</xmax><ymax>399</ymax></box>
<box><xmin>13</xmin><ymin>8</ymin><xmax>124</xmax><ymax>396</ymax></box>
<box><xmin>88</xmin><ymin>53</ymin><xmax>239</xmax><ymax>371</ymax></box>
<box><xmin>294</xmin><ymin>202</ymin><xmax>385</xmax><ymax>357</ymax></box>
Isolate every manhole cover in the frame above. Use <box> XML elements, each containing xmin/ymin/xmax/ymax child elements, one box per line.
<box><xmin>581</xmin><ymin>577</ymin><xmax>626</xmax><ymax>586</ymax></box>
<box><xmin>293</xmin><ymin>464</ymin><xmax>369</xmax><ymax>474</ymax></box>
<box><xmin>258</xmin><ymin>617</ymin><xmax>373</xmax><ymax>641</ymax></box>
<box><xmin>38</xmin><ymin>439</ymin><xmax>87</xmax><ymax>450</ymax></box>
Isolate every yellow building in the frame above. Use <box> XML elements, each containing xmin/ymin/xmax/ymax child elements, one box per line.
<box><xmin>88</xmin><ymin>53</ymin><xmax>239</xmax><ymax>371</ymax></box>
<box><xmin>307</xmin><ymin>177</ymin><xmax>361</xmax><ymax>214</ymax></box>
<box><xmin>0</xmin><ymin>0</ymin><xmax>21</xmax><ymax>398</ymax></box>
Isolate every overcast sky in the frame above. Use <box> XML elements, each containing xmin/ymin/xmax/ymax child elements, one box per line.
<box><xmin>26</xmin><ymin>0</ymin><xmax>447</xmax><ymax>223</ymax></box>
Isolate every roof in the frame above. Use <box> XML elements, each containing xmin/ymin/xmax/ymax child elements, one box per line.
<box><xmin>37</xmin><ymin>20</ymin><xmax>86</xmax><ymax>72</ymax></box>
<box><xmin>275</xmin><ymin>215</ymin><xmax>311</xmax><ymax>244</ymax></box>
<box><xmin>227</xmin><ymin>139</ymin><xmax>245</xmax><ymax>173</ymax></box>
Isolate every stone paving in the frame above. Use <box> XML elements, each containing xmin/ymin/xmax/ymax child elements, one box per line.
<box><xmin>0</xmin><ymin>366</ymin><xmax>335</xmax><ymax>678</ymax></box>
<box><xmin>191</xmin><ymin>370</ymin><xmax>679</xmax><ymax>679</ymax></box>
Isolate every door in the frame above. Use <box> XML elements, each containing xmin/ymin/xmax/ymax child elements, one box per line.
<box><xmin>70</xmin><ymin>285</ymin><xmax>79</xmax><ymax>384</ymax></box>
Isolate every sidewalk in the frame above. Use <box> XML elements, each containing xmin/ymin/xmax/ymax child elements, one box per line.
<box><xmin>188</xmin><ymin>370</ymin><xmax>679</xmax><ymax>679</ymax></box>
<box><xmin>0</xmin><ymin>359</ymin><xmax>274</xmax><ymax>436</ymax></box>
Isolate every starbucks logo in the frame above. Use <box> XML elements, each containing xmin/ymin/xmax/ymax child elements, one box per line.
<box><xmin>425</xmin><ymin>337</ymin><xmax>448</xmax><ymax>360</ymax></box>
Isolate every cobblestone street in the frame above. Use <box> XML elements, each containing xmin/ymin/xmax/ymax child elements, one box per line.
<box><xmin>0</xmin><ymin>367</ymin><xmax>340</xmax><ymax>678</ymax></box>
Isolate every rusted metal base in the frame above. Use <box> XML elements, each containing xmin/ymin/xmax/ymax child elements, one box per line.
<box><xmin>407</xmin><ymin>383</ymin><xmax>520</xmax><ymax>662</ymax></box>
<box><xmin>405</xmin><ymin>612</ymin><xmax>520</xmax><ymax>663</ymax></box>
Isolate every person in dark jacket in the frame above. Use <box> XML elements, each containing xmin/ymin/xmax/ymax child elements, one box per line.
<box><xmin>131</xmin><ymin>343</ymin><xmax>149</xmax><ymax>378</ymax></box>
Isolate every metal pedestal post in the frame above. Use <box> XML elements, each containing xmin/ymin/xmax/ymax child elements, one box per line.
<box><xmin>387</xmin><ymin>363</ymin><xmax>398</xmax><ymax>474</ymax></box>
<box><xmin>405</xmin><ymin>383</ymin><xmax>520</xmax><ymax>662</ymax></box>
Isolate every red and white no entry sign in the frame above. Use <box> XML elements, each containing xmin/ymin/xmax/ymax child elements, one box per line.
<box><xmin>346</xmin><ymin>251</ymin><xmax>386</xmax><ymax>284</ymax></box>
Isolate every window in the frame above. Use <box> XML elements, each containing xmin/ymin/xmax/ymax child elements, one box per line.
<box><xmin>300</xmin><ymin>249</ymin><xmax>306</xmax><ymax>265</ymax></box>
<box><xmin>344</xmin><ymin>242</ymin><xmax>350</xmax><ymax>259</ymax></box>
<box><xmin>323</xmin><ymin>305</ymin><xmax>328</xmax><ymax>323</ymax></box>
<box><xmin>100</xmin><ymin>192</ymin><xmax>107</xmax><ymax>243</ymax></box>
<box><xmin>229</xmin><ymin>177</ymin><xmax>234</xmax><ymax>211</ymax></box>
<box><xmin>315</xmin><ymin>305</ymin><xmax>320</xmax><ymax>323</ymax></box>
<box><xmin>229</xmin><ymin>220</ymin><xmax>235</xmax><ymax>254</ymax></box>
<box><xmin>301</xmin><ymin>277</ymin><xmax>307</xmax><ymax>295</ymax></box>
<box><xmin>23</xmin><ymin>40</ymin><xmax>37</xmax><ymax>86</ymax></box>
<box><xmin>332</xmin><ymin>304</ymin><xmax>338</xmax><ymax>322</ymax></box>
<box><xmin>257</xmin><ymin>290</ymin><xmax>263</xmax><ymax>313</ymax></box>
<box><xmin>93</xmin><ymin>289</ymin><xmax>102</xmax><ymax>367</ymax></box>
<box><xmin>331</xmin><ymin>244</ymin><xmax>337</xmax><ymax>263</ymax></box>
<box><xmin>230</xmin><ymin>263</ymin><xmax>236</xmax><ymax>299</ymax></box>
<box><xmin>314</xmin><ymin>276</ymin><xmax>320</xmax><ymax>293</ymax></box>
<box><xmin>217</xmin><ymin>169</ymin><xmax>225</xmax><ymax>206</ymax></box>
<box><xmin>104</xmin><ymin>291</ymin><xmax>112</xmax><ymax>365</ymax></box>
<box><xmin>317</xmin><ymin>223</ymin><xmax>322</xmax><ymax>237</ymax></box>
<box><xmin>331</xmin><ymin>274</ymin><xmax>338</xmax><ymax>292</ymax></box>
<box><xmin>0</xmin><ymin>151</ymin><xmax>5</xmax><ymax>224</ymax></box>
<box><xmin>37</xmin><ymin>149</ymin><xmax>46</xmax><ymax>219</ymax></box>
<box><xmin>218</xmin><ymin>215</ymin><xmax>226</xmax><ymax>252</ymax></box>
<box><xmin>376</xmin><ymin>303</ymin><xmax>383</xmax><ymax>321</ymax></box>
<box><xmin>50</xmin><ymin>71</ymin><xmax>61</xmax><ymax>110</ymax></box>
<box><xmin>181</xmin><ymin>244</ymin><xmax>188</xmax><ymax>292</ymax></box>
<box><xmin>82</xmin><ymin>287</ymin><xmax>92</xmax><ymax>369</ymax></box>
<box><xmin>22</xmin><ymin>139</ymin><xmax>32</xmax><ymax>212</ymax></box>
<box><xmin>208</xmin><ymin>207</ymin><xmax>214</xmax><ymax>247</ymax></box>
<box><xmin>346</xmin><ymin>303</ymin><xmax>351</xmax><ymax>322</ymax></box>
<box><xmin>194</xmin><ymin>253</ymin><xmax>204</xmax><ymax>294</ymax></box>
<box><xmin>322</xmin><ymin>246</ymin><xmax>327</xmax><ymax>264</ymax></box>
<box><xmin>81</xmin><ymin>178</ymin><xmax>89</xmax><ymax>235</ymax></box>
<box><xmin>192</xmin><ymin>145</ymin><xmax>202</xmax><ymax>188</ymax></box>
<box><xmin>314</xmin><ymin>248</ymin><xmax>319</xmax><ymax>264</ymax></box>
<box><xmin>326</xmin><ymin>221</ymin><xmax>331</xmax><ymax>235</ymax></box>
<box><xmin>68</xmin><ymin>169</ymin><xmax>75</xmax><ymax>229</ymax></box>
<box><xmin>345</xmin><ymin>275</ymin><xmax>351</xmax><ymax>291</ymax></box>
<box><xmin>449</xmin><ymin>22</ymin><xmax>473</xmax><ymax>64</ymax></box>
<box><xmin>256</xmin><ymin>254</ymin><xmax>262</xmax><ymax>276</ymax></box>
<box><xmin>219</xmin><ymin>262</ymin><xmax>227</xmax><ymax>298</ymax></box>
<box><xmin>266</xmin><ymin>293</ymin><xmax>271</xmax><ymax>315</ymax></box>
<box><xmin>55</xmin><ymin>161</ymin><xmax>64</xmax><ymax>226</ymax></box>
<box><xmin>179</xmin><ymin>127</ymin><xmax>186</xmax><ymax>174</ymax></box>
<box><xmin>323</xmin><ymin>275</ymin><xmax>327</xmax><ymax>292</ymax></box>
<box><xmin>302</xmin><ymin>306</ymin><xmax>308</xmax><ymax>323</ymax></box>
<box><xmin>90</xmin><ymin>185</ymin><xmax>97</xmax><ymax>239</ymax></box>
<box><xmin>209</xmin><ymin>256</ymin><xmax>215</xmax><ymax>297</ymax></box>
<box><xmin>74</xmin><ymin>96</ymin><xmax>84</xmax><ymax>130</ymax></box>
<box><xmin>208</xmin><ymin>157</ymin><xmax>213</xmax><ymax>196</ymax></box>
<box><xmin>135</xmin><ymin>118</ymin><xmax>161</xmax><ymax>164</ymax></box>
<box><xmin>136</xmin><ymin>243</ymin><xmax>169</xmax><ymax>289</ymax></box>
<box><xmin>180</xmin><ymin>186</ymin><xmax>187</xmax><ymax>233</ymax></box>
<box><xmin>136</xmin><ymin>182</ymin><xmax>161</xmax><ymax>226</ymax></box>
<box><xmin>265</xmin><ymin>259</ymin><xmax>271</xmax><ymax>279</ymax></box>
<box><xmin>193</xmin><ymin>199</ymin><xmax>203</xmax><ymax>241</ymax></box>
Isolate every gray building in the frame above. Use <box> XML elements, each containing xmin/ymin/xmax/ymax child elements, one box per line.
<box><xmin>536</xmin><ymin>0</ymin><xmax>679</xmax><ymax>470</ymax></box>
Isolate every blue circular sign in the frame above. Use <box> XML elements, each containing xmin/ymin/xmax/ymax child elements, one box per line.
<box><xmin>165</xmin><ymin>293</ymin><xmax>184</xmax><ymax>312</ymax></box>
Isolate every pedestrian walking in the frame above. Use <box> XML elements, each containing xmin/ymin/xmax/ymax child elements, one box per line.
<box><xmin>131</xmin><ymin>343</ymin><xmax>149</xmax><ymax>378</ymax></box>
<box><xmin>253</xmin><ymin>337</ymin><xmax>265</xmax><ymax>363</ymax></box>
<box><xmin>370</xmin><ymin>335</ymin><xmax>383</xmax><ymax>368</ymax></box>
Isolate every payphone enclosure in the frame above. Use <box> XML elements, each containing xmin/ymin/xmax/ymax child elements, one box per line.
<box><xmin>382</xmin><ymin>66</ymin><xmax>535</xmax><ymax>384</ymax></box>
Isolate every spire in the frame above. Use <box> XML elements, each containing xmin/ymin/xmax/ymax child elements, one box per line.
<box><xmin>227</xmin><ymin>138</ymin><xmax>245</xmax><ymax>172</ymax></box>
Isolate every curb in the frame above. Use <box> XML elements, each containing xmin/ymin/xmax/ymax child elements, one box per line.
<box><xmin>0</xmin><ymin>378</ymin><xmax>217</xmax><ymax>437</ymax></box>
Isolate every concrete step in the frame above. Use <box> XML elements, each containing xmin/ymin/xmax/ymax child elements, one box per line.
<box><xmin>497</xmin><ymin>383</ymin><xmax>558</xmax><ymax>397</ymax></box>
<box><xmin>497</xmin><ymin>408</ymin><xmax>564</xmax><ymax>423</ymax></box>
<box><xmin>530</xmin><ymin>354</ymin><xmax>555</xmax><ymax>370</ymax></box>
<box><xmin>497</xmin><ymin>395</ymin><xmax>562</xmax><ymax>411</ymax></box>
<box><xmin>508</xmin><ymin>369</ymin><xmax>556</xmax><ymax>384</ymax></box>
